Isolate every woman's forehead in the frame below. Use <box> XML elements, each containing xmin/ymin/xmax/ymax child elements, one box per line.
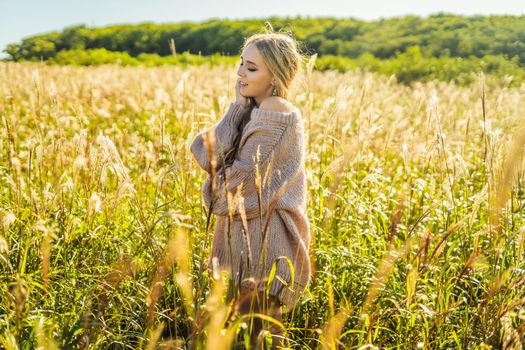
<box><xmin>240</xmin><ymin>44</ymin><xmax>262</xmax><ymax>65</ymax></box>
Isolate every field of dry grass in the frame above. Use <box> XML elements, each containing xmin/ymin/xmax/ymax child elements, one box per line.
<box><xmin>0</xmin><ymin>61</ymin><xmax>524</xmax><ymax>349</ymax></box>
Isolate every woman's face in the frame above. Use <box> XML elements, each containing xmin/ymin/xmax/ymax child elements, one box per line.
<box><xmin>237</xmin><ymin>43</ymin><xmax>274</xmax><ymax>106</ymax></box>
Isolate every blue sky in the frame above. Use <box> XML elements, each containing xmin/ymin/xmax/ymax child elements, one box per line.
<box><xmin>1</xmin><ymin>0</ymin><xmax>525</xmax><ymax>58</ymax></box>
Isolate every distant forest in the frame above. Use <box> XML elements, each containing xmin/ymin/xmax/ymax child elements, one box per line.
<box><xmin>5</xmin><ymin>14</ymin><xmax>525</xmax><ymax>84</ymax></box>
<box><xmin>5</xmin><ymin>14</ymin><xmax>525</xmax><ymax>62</ymax></box>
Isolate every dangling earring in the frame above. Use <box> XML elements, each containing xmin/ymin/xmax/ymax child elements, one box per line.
<box><xmin>272</xmin><ymin>86</ymin><xmax>277</xmax><ymax>96</ymax></box>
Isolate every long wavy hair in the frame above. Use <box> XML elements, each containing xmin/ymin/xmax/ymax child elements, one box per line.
<box><xmin>219</xmin><ymin>31</ymin><xmax>304</xmax><ymax>175</ymax></box>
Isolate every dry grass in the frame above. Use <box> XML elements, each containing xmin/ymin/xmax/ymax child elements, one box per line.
<box><xmin>0</xmin><ymin>61</ymin><xmax>524</xmax><ymax>348</ymax></box>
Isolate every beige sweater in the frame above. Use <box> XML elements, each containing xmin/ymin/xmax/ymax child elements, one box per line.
<box><xmin>190</xmin><ymin>101</ymin><xmax>310</xmax><ymax>311</ymax></box>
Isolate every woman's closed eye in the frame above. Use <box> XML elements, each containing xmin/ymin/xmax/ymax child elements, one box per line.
<box><xmin>239</xmin><ymin>63</ymin><xmax>257</xmax><ymax>72</ymax></box>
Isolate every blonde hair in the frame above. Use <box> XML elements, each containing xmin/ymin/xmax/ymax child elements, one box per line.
<box><xmin>220</xmin><ymin>26</ymin><xmax>304</xmax><ymax>172</ymax></box>
<box><xmin>242</xmin><ymin>31</ymin><xmax>304</xmax><ymax>100</ymax></box>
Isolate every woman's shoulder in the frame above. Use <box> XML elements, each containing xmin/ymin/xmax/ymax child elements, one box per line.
<box><xmin>258</xmin><ymin>96</ymin><xmax>298</xmax><ymax>114</ymax></box>
<box><xmin>251</xmin><ymin>97</ymin><xmax>301</xmax><ymax>125</ymax></box>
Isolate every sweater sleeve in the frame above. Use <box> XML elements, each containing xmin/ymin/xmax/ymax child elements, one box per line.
<box><xmin>202</xmin><ymin>108</ymin><xmax>302</xmax><ymax>219</ymax></box>
<box><xmin>190</xmin><ymin>102</ymin><xmax>249</xmax><ymax>174</ymax></box>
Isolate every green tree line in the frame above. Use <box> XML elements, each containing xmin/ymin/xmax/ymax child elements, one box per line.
<box><xmin>5</xmin><ymin>14</ymin><xmax>525</xmax><ymax>64</ymax></box>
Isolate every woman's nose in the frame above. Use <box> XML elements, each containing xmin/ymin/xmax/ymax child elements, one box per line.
<box><xmin>237</xmin><ymin>66</ymin><xmax>245</xmax><ymax>77</ymax></box>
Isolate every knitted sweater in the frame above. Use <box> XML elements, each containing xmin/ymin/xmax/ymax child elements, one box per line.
<box><xmin>190</xmin><ymin>101</ymin><xmax>311</xmax><ymax>311</ymax></box>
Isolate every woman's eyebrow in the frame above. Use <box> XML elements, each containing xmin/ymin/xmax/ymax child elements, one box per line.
<box><xmin>240</xmin><ymin>56</ymin><xmax>258</xmax><ymax>66</ymax></box>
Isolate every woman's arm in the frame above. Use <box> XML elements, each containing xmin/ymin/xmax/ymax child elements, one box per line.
<box><xmin>190</xmin><ymin>102</ymin><xmax>249</xmax><ymax>174</ymax></box>
<box><xmin>202</xmin><ymin>106</ymin><xmax>303</xmax><ymax>219</ymax></box>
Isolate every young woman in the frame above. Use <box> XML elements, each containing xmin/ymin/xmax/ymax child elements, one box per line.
<box><xmin>190</xmin><ymin>32</ymin><xmax>311</xmax><ymax>347</ymax></box>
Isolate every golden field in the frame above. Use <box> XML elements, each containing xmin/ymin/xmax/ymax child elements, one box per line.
<box><xmin>0</xmin><ymin>61</ymin><xmax>524</xmax><ymax>349</ymax></box>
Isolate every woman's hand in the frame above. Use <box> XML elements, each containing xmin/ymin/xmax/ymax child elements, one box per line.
<box><xmin>235</xmin><ymin>79</ymin><xmax>250</xmax><ymax>107</ymax></box>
